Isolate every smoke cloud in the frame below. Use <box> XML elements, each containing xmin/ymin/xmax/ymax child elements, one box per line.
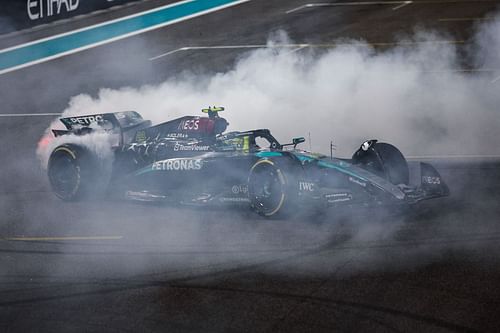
<box><xmin>30</xmin><ymin>10</ymin><xmax>500</xmax><ymax>277</ymax></box>
<box><xmin>38</xmin><ymin>14</ymin><xmax>500</xmax><ymax>163</ymax></box>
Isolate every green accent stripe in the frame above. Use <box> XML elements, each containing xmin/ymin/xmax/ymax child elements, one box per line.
<box><xmin>255</xmin><ymin>151</ymin><xmax>283</xmax><ymax>158</ymax></box>
<box><xmin>317</xmin><ymin>160</ymin><xmax>367</xmax><ymax>180</ymax></box>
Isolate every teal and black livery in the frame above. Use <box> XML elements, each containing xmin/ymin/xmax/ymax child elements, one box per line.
<box><xmin>46</xmin><ymin>107</ymin><xmax>449</xmax><ymax>217</ymax></box>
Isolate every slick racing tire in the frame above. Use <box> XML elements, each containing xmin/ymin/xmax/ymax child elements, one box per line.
<box><xmin>373</xmin><ymin>142</ymin><xmax>409</xmax><ymax>185</ymax></box>
<box><xmin>248</xmin><ymin>159</ymin><xmax>294</xmax><ymax>217</ymax></box>
<box><xmin>48</xmin><ymin>144</ymin><xmax>99</xmax><ymax>201</ymax></box>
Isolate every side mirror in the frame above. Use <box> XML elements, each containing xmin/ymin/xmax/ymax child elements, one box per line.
<box><xmin>293</xmin><ymin>137</ymin><xmax>305</xmax><ymax>148</ymax></box>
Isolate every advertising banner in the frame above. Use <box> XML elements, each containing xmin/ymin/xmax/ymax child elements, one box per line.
<box><xmin>0</xmin><ymin>0</ymin><xmax>142</xmax><ymax>35</ymax></box>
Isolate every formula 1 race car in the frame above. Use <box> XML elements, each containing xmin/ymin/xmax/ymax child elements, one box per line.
<box><xmin>46</xmin><ymin>107</ymin><xmax>449</xmax><ymax>217</ymax></box>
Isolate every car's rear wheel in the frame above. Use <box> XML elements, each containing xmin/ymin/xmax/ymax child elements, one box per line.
<box><xmin>248</xmin><ymin>159</ymin><xmax>289</xmax><ymax>217</ymax></box>
<box><xmin>48</xmin><ymin>144</ymin><xmax>98</xmax><ymax>201</ymax></box>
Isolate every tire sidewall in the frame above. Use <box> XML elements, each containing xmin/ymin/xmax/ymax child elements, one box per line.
<box><xmin>373</xmin><ymin>142</ymin><xmax>409</xmax><ymax>185</ymax></box>
<box><xmin>48</xmin><ymin>144</ymin><xmax>100</xmax><ymax>200</ymax></box>
<box><xmin>247</xmin><ymin>157</ymin><xmax>301</xmax><ymax>218</ymax></box>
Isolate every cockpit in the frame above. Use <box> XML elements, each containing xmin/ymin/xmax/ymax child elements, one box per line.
<box><xmin>216</xmin><ymin>129</ymin><xmax>282</xmax><ymax>152</ymax></box>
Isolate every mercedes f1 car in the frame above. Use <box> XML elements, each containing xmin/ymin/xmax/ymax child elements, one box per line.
<box><xmin>46</xmin><ymin>107</ymin><xmax>449</xmax><ymax>217</ymax></box>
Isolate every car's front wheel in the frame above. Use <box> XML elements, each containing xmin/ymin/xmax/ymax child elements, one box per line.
<box><xmin>352</xmin><ymin>141</ymin><xmax>409</xmax><ymax>186</ymax></box>
<box><xmin>247</xmin><ymin>159</ymin><xmax>290</xmax><ymax>217</ymax></box>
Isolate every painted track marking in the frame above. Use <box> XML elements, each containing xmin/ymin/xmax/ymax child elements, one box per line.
<box><xmin>149</xmin><ymin>44</ymin><xmax>273</xmax><ymax>60</ymax></box>
<box><xmin>150</xmin><ymin>40</ymin><xmax>466</xmax><ymax>60</ymax></box>
<box><xmin>286</xmin><ymin>2</ymin><xmax>414</xmax><ymax>14</ymax></box>
<box><xmin>0</xmin><ymin>0</ymin><xmax>250</xmax><ymax>76</ymax></box>
<box><xmin>0</xmin><ymin>0</ymin><xmax>193</xmax><ymax>55</ymax></box>
<box><xmin>407</xmin><ymin>155</ymin><xmax>500</xmax><ymax>160</ymax></box>
<box><xmin>438</xmin><ymin>17</ymin><xmax>498</xmax><ymax>22</ymax></box>
<box><xmin>3</xmin><ymin>236</ymin><xmax>123</xmax><ymax>241</ymax></box>
<box><xmin>0</xmin><ymin>113</ymin><xmax>62</xmax><ymax>117</ymax></box>
<box><xmin>289</xmin><ymin>45</ymin><xmax>309</xmax><ymax>53</ymax></box>
<box><xmin>151</xmin><ymin>43</ymin><xmax>499</xmax><ymax>83</ymax></box>
<box><xmin>392</xmin><ymin>1</ymin><xmax>413</xmax><ymax>10</ymax></box>
<box><xmin>286</xmin><ymin>0</ymin><xmax>500</xmax><ymax>14</ymax></box>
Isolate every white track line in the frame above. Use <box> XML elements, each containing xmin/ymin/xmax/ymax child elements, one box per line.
<box><xmin>0</xmin><ymin>0</ymin><xmax>250</xmax><ymax>76</ymax></box>
<box><xmin>286</xmin><ymin>1</ymin><xmax>413</xmax><ymax>14</ymax></box>
<box><xmin>289</xmin><ymin>45</ymin><xmax>309</xmax><ymax>53</ymax></box>
<box><xmin>420</xmin><ymin>69</ymin><xmax>497</xmax><ymax>73</ymax></box>
<box><xmin>151</xmin><ymin>44</ymin><xmax>499</xmax><ymax>79</ymax></box>
<box><xmin>392</xmin><ymin>1</ymin><xmax>413</xmax><ymax>10</ymax></box>
<box><xmin>149</xmin><ymin>44</ymin><xmax>306</xmax><ymax>60</ymax></box>
<box><xmin>438</xmin><ymin>17</ymin><xmax>496</xmax><ymax>22</ymax></box>
<box><xmin>286</xmin><ymin>0</ymin><xmax>498</xmax><ymax>14</ymax></box>
<box><xmin>408</xmin><ymin>155</ymin><xmax>500</xmax><ymax>160</ymax></box>
<box><xmin>0</xmin><ymin>113</ymin><xmax>61</xmax><ymax>117</ymax></box>
<box><xmin>4</xmin><ymin>236</ymin><xmax>123</xmax><ymax>241</ymax></box>
<box><xmin>0</xmin><ymin>0</ymin><xmax>194</xmax><ymax>54</ymax></box>
<box><xmin>0</xmin><ymin>0</ymin><xmax>164</xmax><ymax>41</ymax></box>
<box><xmin>150</xmin><ymin>40</ymin><xmax>466</xmax><ymax>61</ymax></box>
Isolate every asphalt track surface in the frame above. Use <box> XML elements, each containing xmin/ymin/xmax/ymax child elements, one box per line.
<box><xmin>1</xmin><ymin>0</ymin><xmax>500</xmax><ymax>332</ymax></box>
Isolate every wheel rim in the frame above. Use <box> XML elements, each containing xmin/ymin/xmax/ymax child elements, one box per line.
<box><xmin>49</xmin><ymin>153</ymin><xmax>80</xmax><ymax>199</ymax></box>
<box><xmin>248</xmin><ymin>161</ymin><xmax>286</xmax><ymax>216</ymax></box>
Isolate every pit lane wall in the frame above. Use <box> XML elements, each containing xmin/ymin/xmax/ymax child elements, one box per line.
<box><xmin>0</xmin><ymin>0</ymin><xmax>142</xmax><ymax>35</ymax></box>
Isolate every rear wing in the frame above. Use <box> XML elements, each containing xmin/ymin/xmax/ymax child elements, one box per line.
<box><xmin>52</xmin><ymin>111</ymin><xmax>150</xmax><ymax>145</ymax></box>
<box><xmin>59</xmin><ymin>113</ymin><xmax>119</xmax><ymax>131</ymax></box>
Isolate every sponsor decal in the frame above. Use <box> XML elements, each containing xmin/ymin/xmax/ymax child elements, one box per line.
<box><xmin>68</xmin><ymin>115</ymin><xmax>103</xmax><ymax>126</ymax></box>
<box><xmin>422</xmin><ymin>176</ymin><xmax>441</xmax><ymax>185</ymax></box>
<box><xmin>299</xmin><ymin>181</ymin><xmax>315</xmax><ymax>192</ymax></box>
<box><xmin>167</xmin><ymin>133</ymin><xmax>188</xmax><ymax>138</ymax></box>
<box><xmin>231</xmin><ymin>185</ymin><xmax>248</xmax><ymax>194</ymax></box>
<box><xmin>349</xmin><ymin>176</ymin><xmax>366</xmax><ymax>187</ymax></box>
<box><xmin>179</xmin><ymin>119</ymin><xmax>200</xmax><ymax>131</ymax></box>
<box><xmin>27</xmin><ymin>0</ymin><xmax>80</xmax><ymax>20</ymax></box>
<box><xmin>174</xmin><ymin>144</ymin><xmax>210</xmax><ymax>152</ymax></box>
<box><xmin>219</xmin><ymin>197</ymin><xmax>250</xmax><ymax>203</ymax></box>
<box><xmin>325</xmin><ymin>193</ymin><xmax>352</xmax><ymax>203</ymax></box>
<box><xmin>152</xmin><ymin>158</ymin><xmax>202</xmax><ymax>171</ymax></box>
<box><xmin>115</xmin><ymin>112</ymin><xmax>126</xmax><ymax>119</ymax></box>
<box><xmin>135</xmin><ymin>130</ymin><xmax>146</xmax><ymax>143</ymax></box>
